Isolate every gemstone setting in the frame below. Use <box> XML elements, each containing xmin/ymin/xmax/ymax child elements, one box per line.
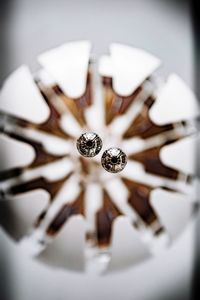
<box><xmin>101</xmin><ymin>147</ymin><xmax>127</xmax><ymax>173</ymax></box>
<box><xmin>76</xmin><ymin>132</ymin><xmax>102</xmax><ymax>157</ymax></box>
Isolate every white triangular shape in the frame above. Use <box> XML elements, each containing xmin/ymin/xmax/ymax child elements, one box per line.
<box><xmin>0</xmin><ymin>134</ymin><xmax>35</xmax><ymax>171</ymax></box>
<box><xmin>110</xmin><ymin>43</ymin><xmax>161</xmax><ymax>96</ymax></box>
<box><xmin>149</xmin><ymin>74</ymin><xmax>199</xmax><ymax>125</ymax></box>
<box><xmin>150</xmin><ymin>189</ymin><xmax>193</xmax><ymax>240</ymax></box>
<box><xmin>38</xmin><ymin>216</ymin><xmax>86</xmax><ymax>271</ymax></box>
<box><xmin>38</xmin><ymin>41</ymin><xmax>91</xmax><ymax>98</ymax></box>
<box><xmin>160</xmin><ymin>135</ymin><xmax>199</xmax><ymax>175</ymax></box>
<box><xmin>107</xmin><ymin>217</ymin><xmax>150</xmax><ymax>272</ymax></box>
<box><xmin>0</xmin><ymin>65</ymin><xmax>50</xmax><ymax>124</ymax></box>
<box><xmin>0</xmin><ymin>190</ymin><xmax>49</xmax><ymax>240</ymax></box>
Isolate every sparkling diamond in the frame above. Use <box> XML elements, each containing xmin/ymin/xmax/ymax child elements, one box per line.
<box><xmin>76</xmin><ymin>132</ymin><xmax>102</xmax><ymax>157</ymax></box>
<box><xmin>101</xmin><ymin>147</ymin><xmax>127</xmax><ymax>173</ymax></box>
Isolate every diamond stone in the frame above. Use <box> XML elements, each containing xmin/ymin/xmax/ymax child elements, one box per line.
<box><xmin>76</xmin><ymin>132</ymin><xmax>102</xmax><ymax>157</ymax></box>
<box><xmin>101</xmin><ymin>148</ymin><xmax>127</xmax><ymax>173</ymax></box>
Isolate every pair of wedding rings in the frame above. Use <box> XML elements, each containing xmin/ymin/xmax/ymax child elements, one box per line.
<box><xmin>76</xmin><ymin>132</ymin><xmax>127</xmax><ymax>173</ymax></box>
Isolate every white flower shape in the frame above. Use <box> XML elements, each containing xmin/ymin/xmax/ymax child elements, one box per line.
<box><xmin>0</xmin><ymin>41</ymin><xmax>199</xmax><ymax>274</ymax></box>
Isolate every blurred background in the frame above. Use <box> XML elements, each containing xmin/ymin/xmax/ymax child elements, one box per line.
<box><xmin>0</xmin><ymin>0</ymin><xmax>199</xmax><ymax>299</ymax></box>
